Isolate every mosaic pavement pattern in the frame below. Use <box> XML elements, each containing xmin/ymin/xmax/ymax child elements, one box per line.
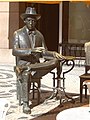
<box><xmin>0</xmin><ymin>64</ymin><xmax>85</xmax><ymax>120</ymax></box>
<box><xmin>0</xmin><ymin>65</ymin><xmax>60</xmax><ymax>120</ymax></box>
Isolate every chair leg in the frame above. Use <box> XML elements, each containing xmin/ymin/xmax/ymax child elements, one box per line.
<box><xmin>80</xmin><ymin>80</ymin><xmax>83</xmax><ymax>103</ymax></box>
<box><xmin>18</xmin><ymin>81</ymin><xmax>22</xmax><ymax>106</ymax></box>
<box><xmin>32</xmin><ymin>82</ymin><xmax>35</xmax><ymax>99</ymax></box>
<box><xmin>31</xmin><ymin>80</ymin><xmax>41</xmax><ymax>104</ymax></box>
<box><xmin>84</xmin><ymin>84</ymin><xmax>87</xmax><ymax>98</ymax></box>
<box><xmin>80</xmin><ymin>79</ymin><xmax>88</xmax><ymax>103</ymax></box>
<box><xmin>37</xmin><ymin>80</ymin><xmax>41</xmax><ymax>104</ymax></box>
<box><xmin>50</xmin><ymin>72</ymin><xmax>55</xmax><ymax>87</ymax></box>
<box><xmin>53</xmin><ymin>72</ymin><xmax>55</xmax><ymax>87</ymax></box>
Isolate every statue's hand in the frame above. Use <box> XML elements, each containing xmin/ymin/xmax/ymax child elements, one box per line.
<box><xmin>53</xmin><ymin>52</ymin><xmax>66</xmax><ymax>60</ymax></box>
<box><xmin>35</xmin><ymin>47</ymin><xmax>45</xmax><ymax>51</ymax></box>
<box><xmin>32</xmin><ymin>49</ymin><xmax>42</xmax><ymax>53</ymax></box>
<box><xmin>32</xmin><ymin>47</ymin><xmax>45</xmax><ymax>53</ymax></box>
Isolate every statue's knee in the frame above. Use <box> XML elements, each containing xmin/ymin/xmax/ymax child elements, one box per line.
<box><xmin>22</xmin><ymin>72</ymin><xmax>30</xmax><ymax>82</ymax></box>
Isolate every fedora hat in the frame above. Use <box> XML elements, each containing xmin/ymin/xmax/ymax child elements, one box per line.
<box><xmin>20</xmin><ymin>7</ymin><xmax>41</xmax><ymax>20</ymax></box>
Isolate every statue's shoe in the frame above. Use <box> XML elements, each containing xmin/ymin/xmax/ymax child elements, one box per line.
<box><xmin>23</xmin><ymin>103</ymin><xmax>31</xmax><ymax>114</ymax></box>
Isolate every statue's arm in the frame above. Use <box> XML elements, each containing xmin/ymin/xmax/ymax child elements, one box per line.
<box><xmin>39</xmin><ymin>32</ymin><xmax>65</xmax><ymax>60</ymax></box>
<box><xmin>42</xmin><ymin>50</ymin><xmax>66</xmax><ymax>60</ymax></box>
<box><xmin>12</xmin><ymin>32</ymin><xmax>32</xmax><ymax>57</ymax></box>
<box><xmin>12</xmin><ymin>32</ymin><xmax>43</xmax><ymax>57</ymax></box>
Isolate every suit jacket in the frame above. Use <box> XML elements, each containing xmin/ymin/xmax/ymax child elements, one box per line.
<box><xmin>12</xmin><ymin>26</ymin><xmax>47</xmax><ymax>65</ymax></box>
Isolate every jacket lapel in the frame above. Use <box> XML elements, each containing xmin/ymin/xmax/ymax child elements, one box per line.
<box><xmin>22</xmin><ymin>27</ymin><xmax>31</xmax><ymax>48</ymax></box>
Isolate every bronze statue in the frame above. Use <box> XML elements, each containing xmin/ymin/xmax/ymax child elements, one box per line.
<box><xmin>12</xmin><ymin>7</ymin><xmax>64</xmax><ymax>114</ymax></box>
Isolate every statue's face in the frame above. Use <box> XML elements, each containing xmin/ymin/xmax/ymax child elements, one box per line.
<box><xmin>24</xmin><ymin>17</ymin><xmax>36</xmax><ymax>30</ymax></box>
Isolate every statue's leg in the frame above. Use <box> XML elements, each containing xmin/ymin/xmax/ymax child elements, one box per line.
<box><xmin>22</xmin><ymin>71</ymin><xmax>31</xmax><ymax>114</ymax></box>
<box><xmin>32</xmin><ymin>59</ymin><xmax>59</xmax><ymax>78</ymax></box>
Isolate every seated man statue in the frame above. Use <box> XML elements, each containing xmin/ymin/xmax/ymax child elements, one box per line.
<box><xmin>12</xmin><ymin>6</ymin><xmax>65</xmax><ymax>114</ymax></box>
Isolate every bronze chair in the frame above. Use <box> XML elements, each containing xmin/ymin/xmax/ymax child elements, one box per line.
<box><xmin>79</xmin><ymin>66</ymin><xmax>90</xmax><ymax>103</ymax></box>
<box><xmin>15</xmin><ymin>56</ymin><xmax>41</xmax><ymax>105</ymax></box>
<box><xmin>15</xmin><ymin>56</ymin><xmax>59</xmax><ymax>106</ymax></box>
<box><xmin>79</xmin><ymin>42</ymin><xmax>90</xmax><ymax>103</ymax></box>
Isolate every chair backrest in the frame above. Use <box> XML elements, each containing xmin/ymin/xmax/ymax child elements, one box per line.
<box><xmin>85</xmin><ymin>42</ymin><xmax>90</xmax><ymax>66</ymax></box>
<box><xmin>84</xmin><ymin>42</ymin><xmax>90</xmax><ymax>74</ymax></box>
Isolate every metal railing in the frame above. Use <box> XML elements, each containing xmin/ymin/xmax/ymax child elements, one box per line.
<box><xmin>58</xmin><ymin>43</ymin><xmax>85</xmax><ymax>66</ymax></box>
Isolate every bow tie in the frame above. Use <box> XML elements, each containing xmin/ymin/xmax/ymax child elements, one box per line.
<box><xmin>28</xmin><ymin>31</ymin><xmax>36</xmax><ymax>35</ymax></box>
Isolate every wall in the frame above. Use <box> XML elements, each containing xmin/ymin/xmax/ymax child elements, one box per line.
<box><xmin>0</xmin><ymin>2</ymin><xmax>18</xmax><ymax>65</ymax></box>
<box><xmin>0</xmin><ymin>2</ymin><xmax>9</xmax><ymax>48</ymax></box>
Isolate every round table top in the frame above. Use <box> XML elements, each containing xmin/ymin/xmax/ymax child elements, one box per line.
<box><xmin>56</xmin><ymin>107</ymin><xmax>90</xmax><ymax>120</ymax></box>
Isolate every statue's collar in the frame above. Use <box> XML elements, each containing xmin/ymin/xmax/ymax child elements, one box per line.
<box><xmin>25</xmin><ymin>26</ymin><xmax>36</xmax><ymax>35</ymax></box>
